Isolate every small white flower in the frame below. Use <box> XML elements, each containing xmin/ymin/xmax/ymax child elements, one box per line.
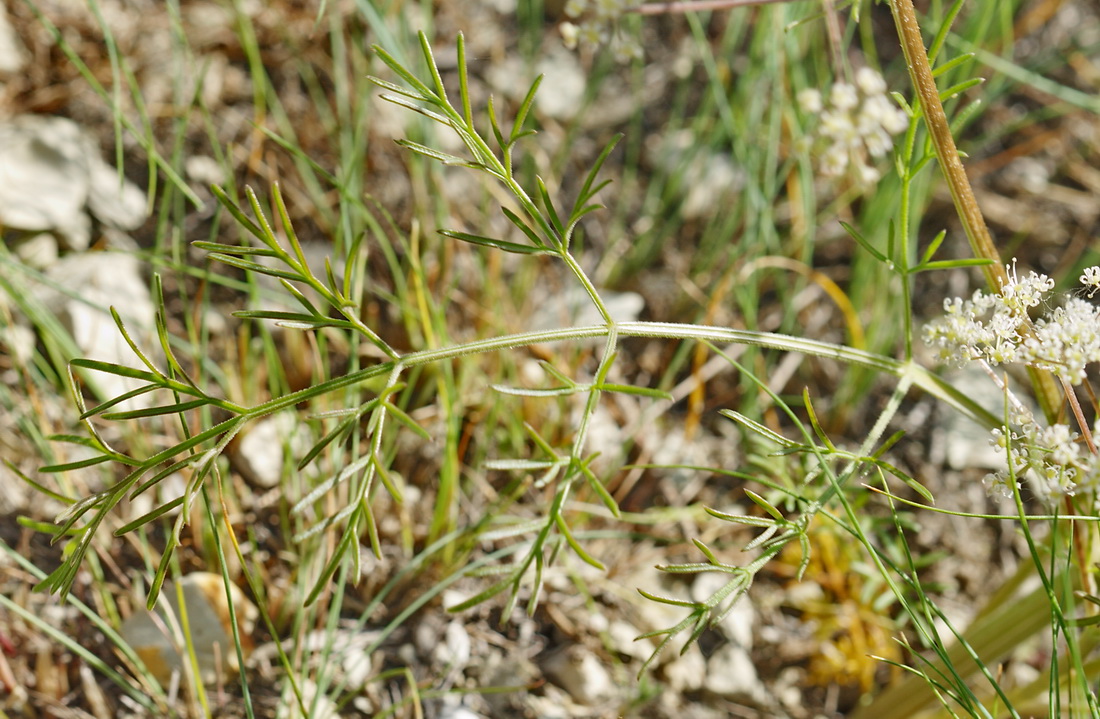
<box><xmin>863</xmin><ymin>128</ymin><xmax>893</xmax><ymax>158</ymax></box>
<box><xmin>612</xmin><ymin>36</ymin><xmax>643</xmax><ymax>63</ymax></box>
<box><xmin>565</xmin><ymin>0</ymin><xmax>588</xmax><ymax>18</ymax></box>
<box><xmin>594</xmin><ymin>0</ymin><xmax>623</xmax><ymax>20</ymax></box>
<box><xmin>830</xmin><ymin>82</ymin><xmax>858</xmax><ymax>111</ymax></box>
<box><xmin>856</xmin><ymin>163</ymin><xmax>881</xmax><ymax>185</ymax></box>
<box><xmin>982</xmin><ymin>470</ymin><xmax>1014</xmax><ymax>498</ymax></box>
<box><xmin>819</xmin><ymin>109</ymin><xmax>857</xmax><ymax>144</ymax></box>
<box><xmin>1080</xmin><ymin>266</ymin><xmax>1100</xmax><ymax>297</ymax></box>
<box><xmin>577</xmin><ymin>20</ymin><xmax>608</xmax><ymax>48</ymax></box>
<box><xmin>820</xmin><ymin>143</ymin><xmax>849</xmax><ymax>176</ymax></box>
<box><xmin>880</xmin><ymin>105</ymin><xmax>909</xmax><ymax>135</ymax></box>
<box><xmin>798</xmin><ymin>88</ymin><xmax>823</xmax><ymax>113</ymax></box>
<box><xmin>560</xmin><ymin>22</ymin><xmax>580</xmax><ymax>50</ymax></box>
<box><xmin>856</xmin><ymin>67</ymin><xmax>887</xmax><ymax>95</ymax></box>
<box><xmin>1040</xmin><ymin>423</ymin><xmax>1080</xmax><ymax>466</ymax></box>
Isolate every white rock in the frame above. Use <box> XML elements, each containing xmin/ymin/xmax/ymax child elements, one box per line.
<box><xmin>534</xmin><ymin>48</ymin><xmax>586</xmax><ymax>121</ymax></box>
<box><xmin>120</xmin><ymin>573</ymin><xmax>257</xmax><ymax>687</ymax></box>
<box><xmin>234</xmin><ymin>412</ymin><xmax>304</xmax><ymax>488</ymax></box>
<box><xmin>0</xmin><ymin>321</ymin><xmax>35</xmax><ymax>368</ymax></box>
<box><xmin>0</xmin><ymin>4</ymin><xmax>26</xmax><ymax>74</ymax></box>
<box><xmin>36</xmin><ymin>251</ymin><xmax>155</xmax><ymax>408</ymax></box>
<box><xmin>606</xmin><ymin>619</ymin><xmax>651</xmax><ymax>662</ymax></box>
<box><xmin>0</xmin><ymin>117</ymin><xmax>91</xmax><ymax>248</ymax></box>
<box><xmin>663</xmin><ymin>644</ymin><xmax>706</xmax><ymax>693</ymax></box>
<box><xmin>529</xmin><ymin>285</ymin><xmax>644</xmax><ymax>331</ymax></box>
<box><xmin>10</xmin><ymin>233</ymin><xmax>59</xmax><ymax>269</ymax></box>
<box><xmin>437</xmin><ymin>703</ymin><xmax>486</xmax><ymax>719</ymax></box>
<box><xmin>86</xmin><ymin>151</ymin><xmax>148</xmax><ymax>231</ymax></box>
<box><xmin>704</xmin><ymin>644</ymin><xmax>765</xmax><ymax>702</ymax></box>
<box><xmin>185</xmin><ymin>155</ymin><xmax>227</xmax><ymax>187</ymax></box>
<box><xmin>0</xmin><ymin>116</ymin><xmax>146</xmax><ymax>250</ymax></box>
<box><xmin>935</xmin><ymin>367</ymin><xmax>1024</xmax><ymax>470</ymax></box>
<box><xmin>280</xmin><ymin>677</ymin><xmax>339</xmax><ymax>719</ymax></box>
<box><xmin>433</xmin><ymin>620</ymin><xmax>472</xmax><ymax>668</ymax></box>
<box><xmin>542</xmin><ymin>644</ymin><xmax>615</xmax><ymax>705</ymax></box>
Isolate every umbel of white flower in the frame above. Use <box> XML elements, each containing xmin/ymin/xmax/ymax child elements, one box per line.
<box><xmin>981</xmin><ymin>410</ymin><xmax>1100</xmax><ymax>504</ymax></box>
<box><xmin>925</xmin><ymin>262</ymin><xmax>1100</xmax><ymax>505</ymax></box>
<box><xmin>923</xmin><ymin>261</ymin><xmax>1100</xmax><ymax>385</ymax></box>
<box><xmin>560</xmin><ymin>0</ymin><xmax>643</xmax><ymax>63</ymax></box>
<box><xmin>798</xmin><ymin>67</ymin><xmax>909</xmax><ymax>185</ymax></box>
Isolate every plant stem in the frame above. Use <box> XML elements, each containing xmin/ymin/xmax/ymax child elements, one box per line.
<box><xmin>888</xmin><ymin>0</ymin><xmax>1062</xmax><ymax>422</ymax></box>
<box><xmin>890</xmin><ymin>0</ymin><xmax>1002</xmax><ymax>288</ymax></box>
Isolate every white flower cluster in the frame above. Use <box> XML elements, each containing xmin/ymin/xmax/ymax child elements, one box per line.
<box><xmin>925</xmin><ymin>262</ymin><xmax>1100</xmax><ymax>505</ymax></box>
<box><xmin>560</xmin><ymin>0</ymin><xmax>642</xmax><ymax>63</ymax></box>
<box><xmin>923</xmin><ymin>261</ymin><xmax>1100</xmax><ymax>385</ymax></box>
<box><xmin>982</xmin><ymin>407</ymin><xmax>1100</xmax><ymax>505</ymax></box>
<box><xmin>797</xmin><ymin>68</ymin><xmax>909</xmax><ymax>185</ymax></box>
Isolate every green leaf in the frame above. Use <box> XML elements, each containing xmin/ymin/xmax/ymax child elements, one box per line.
<box><xmin>379</xmin><ymin>399</ymin><xmax>433</xmax><ymax>440</ymax></box>
<box><xmin>802</xmin><ymin>390</ymin><xmax>835</xmax><ymax>451</ymax></box>
<box><xmin>636</xmin><ymin>588</ymin><xmax>698</xmax><ymax>609</ymax></box>
<box><xmin>598</xmin><ymin>383</ymin><xmax>673</xmax><ymax>400</ymax></box>
<box><xmin>278</xmin><ymin>278</ymin><xmax>329</xmax><ymax>317</ymax></box>
<box><xmin>378</xmin><ymin>93</ymin><xmax>451</xmax><ymax>126</ymax></box>
<box><xmin>918</xmin><ymin>229</ymin><xmax>948</xmax><ymax>268</ymax></box>
<box><xmin>578</xmin><ymin>461</ymin><xmax>620</xmax><ymax>519</ymax></box>
<box><xmin>487</xmin><ymin>94</ymin><xmax>507</xmax><ymax>151</ymax></box>
<box><xmin>500</xmin><ymin>207</ymin><xmax>547</xmax><ymax>249</ymax></box>
<box><xmin>70</xmin><ymin>358</ymin><xmax>163</xmax><ymax>384</ymax></box>
<box><xmin>477</xmin><ymin>519</ymin><xmax>546</xmax><ymax>542</ymax></box>
<box><xmin>438</xmin><ymin>229</ymin><xmax>548</xmax><ymax>255</ymax></box>
<box><xmin>932</xmin><ymin>52</ymin><xmax>975</xmax><ymax>78</ymax></box>
<box><xmin>491</xmin><ymin>384</ymin><xmax>579</xmax><ymax>397</ymax></box>
<box><xmin>40</xmin><ymin>454</ymin><xmax>116</xmax><ymax>473</ymax></box>
<box><xmin>718</xmin><ymin>409</ymin><xmax>800</xmax><ymax>448</ymax></box>
<box><xmin>191</xmin><ymin>241</ymin><xmax>280</xmax><ymax>257</ymax></box>
<box><xmin>704</xmin><ymin>506</ymin><xmax>775</xmax><ymax>528</ymax></box>
<box><xmin>576</xmin><ymin>135</ymin><xmax>621</xmax><ymax>207</ymax></box>
<box><xmin>211</xmin><ymin>185</ymin><xmax>266</xmax><ymax>242</ymax></box>
<box><xmin>554</xmin><ymin>514</ymin><xmax>605</xmax><ymax>570</ymax></box>
<box><xmin>18</xmin><ymin>516</ymin><xmax>80</xmax><ymax>533</ymax></box>
<box><xmin>114</xmin><ymin>496</ymin><xmax>185</xmax><ymax>534</ymax></box>
<box><xmin>446</xmin><ymin>576</ymin><xmax>514</xmax><ymax>613</ymax></box>
<box><xmin>366</xmin><ymin>76</ymin><xmax>429</xmax><ymax>102</ymax></box>
<box><xmin>78</xmin><ymin>383</ymin><xmax>163</xmax><ymax>420</ymax></box>
<box><xmin>939</xmin><ymin>77</ymin><xmax>983</xmax><ymax>101</ymax></box>
<box><xmin>207</xmin><ymin>253</ymin><xmax>302</xmax><ymax>282</ymax></box>
<box><xmin>370</xmin><ymin>41</ymin><xmax>436</xmax><ymax>100</ymax></box>
<box><xmin>6</xmin><ymin>461</ymin><xmax>74</xmax><ymax>504</ymax></box>
<box><xmin>394</xmin><ymin>139</ymin><xmax>470</xmax><ymax>166</ymax></box>
<box><xmin>101</xmin><ymin>398</ymin><xmax>210</xmax><ymax>421</ymax></box>
<box><xmin>535</xmin><ymin>176</ymin><xmax>564</xmax><ymax>239</ymax></box>
<box><xmin>484</xmin><ymin>458</ymin><xmax>560</xmax><ymax>471</ymax></box>
<box><xmin>926</xmin><ymin>0</ymin><xmax>966</xmax><ymax>65</ymax></box>
<box><xmin>916</xmin><ymin>258</ymin><xmax>995</xmax><ymax>273</ymax></box>
<box><xmin>419</xmin><ymin>30</ymin><xmax>448</xmax><ymax>105</ymax></box>
<box><xmin>743</xmin><ymin>489</ymin><xmax>785</xmax><ymax>522</ymax></box>
<box><xmin>839</xmin><ymin>221</ymin><xmax>888</xmax><ymax>264</ymax></box>
<box><xmin>511</xmin><ymin>75</ymin><xmax>544</xmax><ymax>145</ymax></box>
